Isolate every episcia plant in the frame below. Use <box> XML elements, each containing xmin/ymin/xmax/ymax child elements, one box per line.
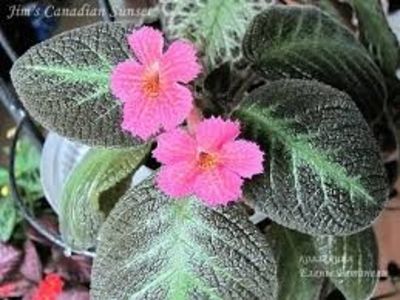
<box><xmin>8</xmin><ymin>0</ymin><xmax>400</xmax><ymax>299</ymax></box>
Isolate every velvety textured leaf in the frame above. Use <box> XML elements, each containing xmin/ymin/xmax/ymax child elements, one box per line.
<box><xmin>266</xmin><ymin>223</ymin><xmax>378</xmax><ymax>300</ymax></box>
<box><xmin>314</xmin><ymin>228</ymin><xmax>378</xmax><ymax>300</ymax></box>
<box><xmin>267</xmin><ymin>224</ymin><xmax>323</xmax><ymax>300</ymax></box>
<box><xmin>243</xmin><ymin>5</ymin><xmax>386</xmax><ymax>121</ymax></box>
<box><xmin>0</xmin><ymin>243</ymin><xmax>21</xmax><ymax>282</ymax></box>
<box><xmin>351</xmin><ymin>0</ymin><xmax>400</xmax><ymax>76</ymax></box>
<box><xmin>10</xmin><ymin>22</ymin><xmax>142</xmax><ymax>147</ymax></box>
<box><xmin>20</xmin><ymin>240</ymin><xmax>42</xmax><ymax>283</ymax></box>
<box><xmin>160</xmin><ymin>0</ymin><xmax>271</xmax><ymax>68</ymax></box>
<box><xmin>60</xmin><ymin>145</ymin><xmax>150</xmax><ymax>250</ymax></box>
<box><xmin>235</xmin><ymin>80</ymin><xmax>388</xmax><ymax>235</ymax></box>
<box><xmin>204</xmin><ymin>63</ymin><xmax>231</xmax><ymax>97</ymax></box>
<box><xmin>0</xmin><ymin>198</ymin><xmax>17</xmax><ymax>242</ymax></box>
<box><xmin>286</xmin><ymin>0</ymin><xmax>354</xmax><ymax>25</ymax></box>
<box><xmin>91</xmin><ymin>178</ymin><xmax>277</xmax><ymax>299</ymax></box>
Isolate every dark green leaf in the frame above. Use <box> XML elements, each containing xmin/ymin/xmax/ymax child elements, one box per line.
<box><xmin>204</xmin><ymin>63</ymin><xmax>231</xmax><ymax>97</ymax></box>
<box><xmin>267</xmin><ymin>224</ymin><xmax>323</xmax><ymax>300</ymax></box>
<box><xmin>160</xmin><ymin>0</ymin><xmax>271</xmax><ymax>68</ymax></box>
<box><xmin>243</xmin><ymin>5</ymin><xmax>386</xmax><ymax>121</ymax></box>
<box><xmin>314</xmin><ymin>228</ymin><xmax>378</xmax><ymax>300</ymax></box>
<box><xmin>91</xmin><ymin>178</ymin><xmax>278</xmax><ymax>299</ymax></box>
<box><xmin>267</xmin><ymin>224</ymin><xmax>378</xmax><ymax>300</ymax></box>
<box><xmin>235</xmin><ymin>79</ymin><xmax>388</xmax><ymax>235</ymax></box>
<box><xmin>11</xmin><ymin>22</ymin><xmax>142</xmax><ymax>147</ymax></box>
<box><xmin>351</xmin><ymin>0</ymin><xmax>400</xmax><ymax>76</ymax></box>
<box><xmin>60</xmin><ymin>144</ymin><xmax>150</xmax><ymax>250</ymax></box>
<box><xmin>288</xmin><ymin>0</ymin><xmax>354</xmax><ymax>25</ymax></box>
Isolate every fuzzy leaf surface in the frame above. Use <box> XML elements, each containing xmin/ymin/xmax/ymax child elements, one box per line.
<box><xmin>314</xmin><ymin>228</ymin><xmax>378</xmax><ymax>300</ymax></box>
<box><xmin>91</xmin><ymin>178</ymin><xmax>277</xmax><ymax>299</ymax></box>
<box><xmin>267</xmin><ymin>224</ymin><xmax>323</xmax><ymax>300</ymax></box>
<box><xmin>267</xmin><ymin>224</ymin><xmax>378</xmax><ymax>300</ymax></box>
<box><xmin>351</xmin><ymin>0</ymin><xmax>400</xmax><ymax>76</ymax></box>
<box><xmin>11</xmin><ymin>22</ymin><xmax>141</xmax><ymax>147</ymax></box>
<box><xmin>243</xmin><ymin>5</ymin><xmax>386</xmax><ymax>121</ymax></box>
<box><xmin>236</xmin><ymin>79</ymin><xmax>388</xmax><ymax>235</ymax></box>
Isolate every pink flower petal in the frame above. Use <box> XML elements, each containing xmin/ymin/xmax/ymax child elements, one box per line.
<box><xmin>153</xmin><ymin>128</ymin><xmax>197</xmax><ymax>164</ymax></box>
<box><xmin>120</xmin><ymin>83</ymin><xmax>192</xmax><ymax>140</ymax></box>
<box><xmin>220</xmin><ymin>140</ymin><xmax>264</xmax><ymax>178</ymax></box>
<box><xmin>193</xmin><ymin>167</ymin><xmax>243</xmax><ymax>206</ymax></box>
<box><xmin>121</xmin><ymin>95</ymin><xmax>160</xmax><ymax>140</ymax></box>
<box><xmin>195</xmin><ymin>117</ymin><xmax>240</xmax><ymax>151</ymax></box>
<box><xmin>128</xmin><ymin>26</ymin><xmax>164</xmax><ymax>65</ymax></box>
<box><xmin>110</xmin><ymin>60</ymin><xmax>144</xmax><ymax>102</ymax></box>
<box><xmin>161</xmin><ymin>41</ymin><xmax>202</xmax><ymax>84</ymax></box>
<box><xmin>157</xmin><ymin>83</ymin><xmax>193</xmax><ymax>131</ymax></box>
<box><xmin>157</xmin><ymin>162</ymin><xmax>198</xmax><ymax>197</ymax></box>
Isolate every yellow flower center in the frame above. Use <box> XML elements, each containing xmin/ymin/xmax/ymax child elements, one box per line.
<box><xmin>198</xmin><ymin>152</ymin><xmax>218</xmax><ymax>170</ymax></box>
<box><xmin>142</xmin><ymin>62</ymin><xmax>161</xmax><ymax>98</ymax></box>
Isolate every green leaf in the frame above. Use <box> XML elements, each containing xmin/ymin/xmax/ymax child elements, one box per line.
<box><xmin>314</xmin><ymin>228</ymin><xmax>378</xmax><ymax>300</ymax></box>
<box><xmin>15</xmin><ymin>139</ymin><xmax>43</xmax><ymax>203</ymax></box>
<box><xmin>91</xmin><ymin>178</ymin><xmax>278</xmax><ymax>299</ymax></box>
<box><xmin>0</xmin><ymin>169</ymin><xmax>8</xmax><ymax>186</ymax></box>
<box><xmin>266</xmin><ymin>224</ymin><xmax>378</xmax><ymax>300</ymax></box>
<box><xmin>15</xmin><ymin>139</ymin><xmax>41</xmax><ymax>174</ymax></box>
<box><xmin>243</xmin><ymin>5</ymin><xmax>386</xmax><ymax>121</ymax></box>
<box><xmin>351</xmin><ymin>0</ymin><xmax>400</xmax><ymax>76</ymax></box>
<box><xmin>60</xmin><ymin>144</ymin><xmax>150</xmax><ymax>250</ymax></box>
<box><xmin>11</xmin><ymin>22</ymin><xmax>142</xmax><ymax>147</ymax></box>
<box><xmin>235</xmin><ymin>79</ymin><xmax>388</xmax><ymax>235</ymax></box>
<box><xmin>267</xmin><ymin>224</ymin><xmax>323</xmax><ymax>300</ymax></box>
<box><xmin>293</xmin><ymin>0</ymin><xmax>355</xmax><ymax>27</ymax></box>
<box><xmin>160</xmin><ymin>0</ymin><xmax>271</xmax><ymax>68</ymax></box>
<box><xmin>0</xmin><ymin>198</ymin><xmax>17</xmax><ymax>242</ymax></box>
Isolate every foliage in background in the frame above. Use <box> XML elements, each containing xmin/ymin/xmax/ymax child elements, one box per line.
<box><xmin>0</xmin><ymin>137</ymin><xmax>90</xmax><ymax>299</ymax></box>
<box><xmin>8</xmin><ymin>0</ymin><xmax>400</xmax><ymax>299</ymax></box>
<box><xmin>0</xmin><ymin>218</ymin><xmax>91</xmax><ymax>299</ymax></box>
<box><xmin>0</xmin><ymin>138</ymin><xmax>43</xmax><ymax>242</ymax></box>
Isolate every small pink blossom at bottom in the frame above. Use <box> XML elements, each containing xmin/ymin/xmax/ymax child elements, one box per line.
<box><xmin>110</xmin><ymin>26</ymin><xmax>202</xmax><ymax>140</ymax></box>
<box><xmin>153</xmin><ymin>117</ymin><xmax>265</xmax><ymax>206</ymax></box>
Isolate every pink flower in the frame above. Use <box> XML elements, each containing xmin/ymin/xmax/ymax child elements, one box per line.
<box><xmin>110</xmin><ymin>26</ymin><xmax>202</xmax><ymax>140</ymax></box>
<box><xmin>153</xmin><ymin>117</ymin><xmax>265</xmax><ymax>206</ymax></box>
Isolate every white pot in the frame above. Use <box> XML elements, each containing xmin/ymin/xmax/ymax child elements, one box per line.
<box><xmin>40</xmin><ymin>133</ymin><xmax>153</xmax><ymax>215</ymax></box>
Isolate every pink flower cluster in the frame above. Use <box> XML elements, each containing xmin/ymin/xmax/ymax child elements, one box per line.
<box><xmin>111</xmin><ymin>27</ymin><xmax>264</xmax><ymax>206</ymax></box>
